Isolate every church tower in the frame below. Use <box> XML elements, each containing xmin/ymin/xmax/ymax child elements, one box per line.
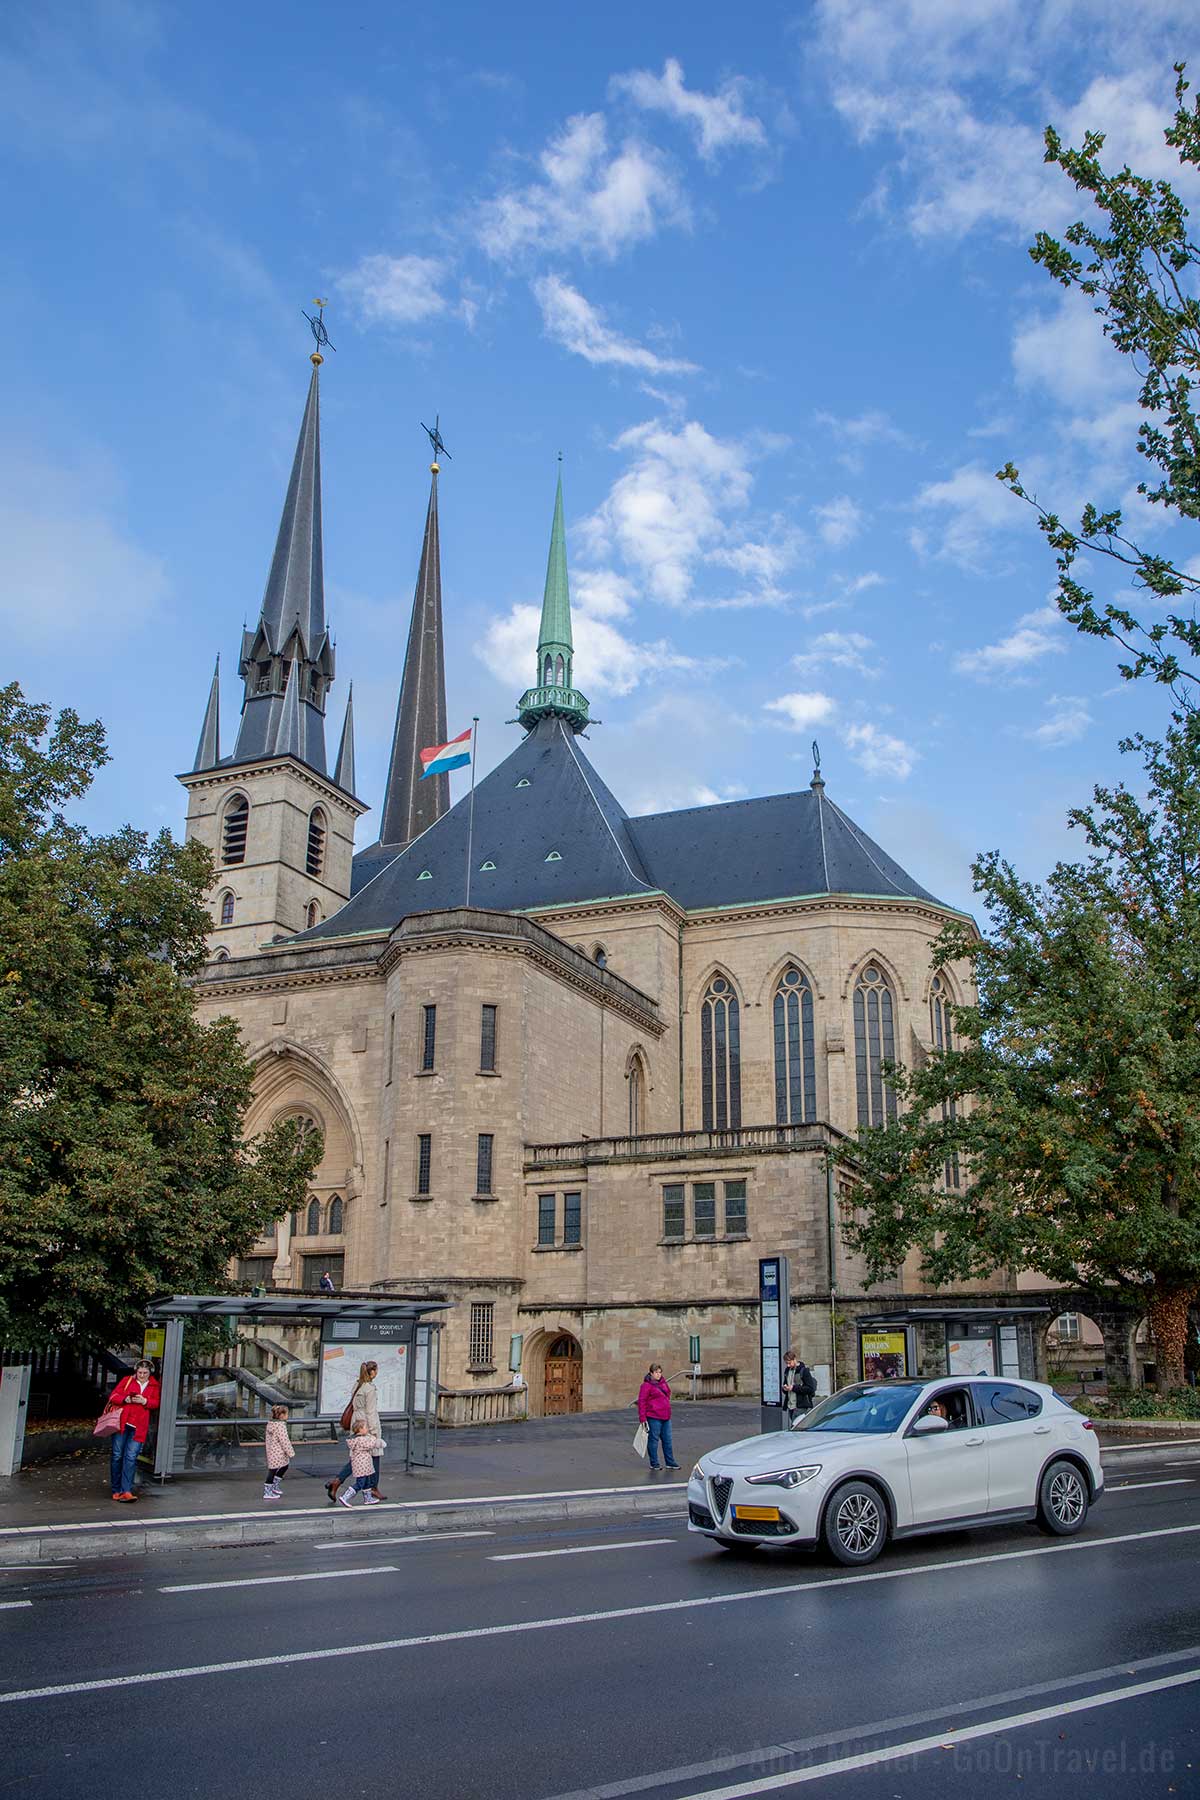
<box><xmin>517</xmin><ymin>462</ymin><xmax>590</xmax><ymax>733</ymax></box>
<box><xmin>180</xmin><ymin>337</ymin><xmax>366</xmax><ymax>958</ymax></box>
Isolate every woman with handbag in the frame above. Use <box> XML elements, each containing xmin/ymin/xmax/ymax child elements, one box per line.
<box><xmin>326</xmin><ymin>1361</ymin><xmax>386</xmax><ymax>1503</ymax></box>
<box><xmin>104</xmin><ymin>1359</ymin><xmax>160</xmax><ymax>1501</ymax></box>
<box><xmin>637</xmin><ymin>1364</ymin><xmax>679</xmax><ymax>1471</ymax></box>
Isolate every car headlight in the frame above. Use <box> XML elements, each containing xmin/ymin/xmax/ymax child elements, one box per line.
<box><xmin>690</xmin><ymin>1463</ymin><xmax>706</xmax><ymax>1482</ymax></box>
<box><xmin>744</xmin><ymin>1465</ymin><xmax>823</xmax><ymax>1490</ymax></box>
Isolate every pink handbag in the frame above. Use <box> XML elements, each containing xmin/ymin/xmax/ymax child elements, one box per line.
<box><xmin>93</xmin><ymin>1406</ymin><xmax>124</xmax><ymax>1437</ymax></box>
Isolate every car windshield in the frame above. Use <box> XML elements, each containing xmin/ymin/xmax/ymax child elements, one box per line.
<box><xmin>793</xmin><ymin>1381</ymin><xmax>924</xmax><ymax>1435</ymax></box>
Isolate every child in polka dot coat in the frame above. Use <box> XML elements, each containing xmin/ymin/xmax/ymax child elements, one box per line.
<box><xmin>263</xmin><ymin>1405</ymin><xmax>295</xmax><ymax>1501</ymax></box>
<box><xmin>337</xmin><ymin>1420</ymin><xmax>387</xmax><ymax>1506</ymax></box>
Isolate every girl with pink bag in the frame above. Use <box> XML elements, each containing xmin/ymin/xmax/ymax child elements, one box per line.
<box><xmin>103</xmin><ymin>1359</ymin><xmax>160</xmax><ymax>1501</ymax></box>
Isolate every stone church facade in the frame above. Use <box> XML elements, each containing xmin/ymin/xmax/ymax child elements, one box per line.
<box><xmin>181</xmin><ymin>352</ymin><xmax>1048</xmax><ymax>1414</ymax></box>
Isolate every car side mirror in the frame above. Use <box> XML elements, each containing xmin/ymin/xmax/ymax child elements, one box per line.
<box><xmin>910</xmin><ymin>1413</ymin><xmax>950</xmax><ymax>1435</ymax></box>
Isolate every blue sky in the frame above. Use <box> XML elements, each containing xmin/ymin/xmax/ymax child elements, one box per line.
<box><xmin>3</xmin><ymin>0</ymin><xmax>1196</xmax><ymax>914</ymax></box>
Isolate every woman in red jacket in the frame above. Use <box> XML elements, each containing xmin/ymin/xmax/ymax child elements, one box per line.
<box><xmin>106</xmin><ymin>1359</ymin><xmax>160</xmax><ymax>1501</ymax></box>
<box><xmin>637</xmin><ymin>1364</ymin><xmax>679</xmax><ymax>1471</ymax></box>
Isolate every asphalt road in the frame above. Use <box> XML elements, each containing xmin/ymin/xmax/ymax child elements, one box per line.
<box><xmin>2</xmin><ymin>1440</ymin><xmax>1198</xmax><ymax>1800</ymax></box>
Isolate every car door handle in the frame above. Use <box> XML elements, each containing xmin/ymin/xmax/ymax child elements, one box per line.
<box><xmin>1034</xmin><ymin>1425</ymin><xmax>1052</xmax><ymax>1435</ymax></box>
<box><xmin>965</xmin><ymin>1436</ymin><xmax>984</xmax><ymax>1446</ymax></box>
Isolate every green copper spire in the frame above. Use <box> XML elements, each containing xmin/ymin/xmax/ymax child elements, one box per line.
<box><xmin>517</xmin><ymin>462</ymin><xmax>590</xmax><ymax>733</ymax></box>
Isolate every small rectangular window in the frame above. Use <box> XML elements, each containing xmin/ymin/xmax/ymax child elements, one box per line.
<box><xmin>563</xmin><ymin>1191</ymin><xmax>581</xmax><ymax>1245</ymax></box>
<box><xmin>538</xmin><ymin>1193</ymin><xmax>556</xmax><ymax>1246</ymax></box>
<box><xmin>480</xmin><ymin>1004</ymin><xmax>497</xmax><ymax>1072</ymax></box>
<box><xmin>694</xmin><ymin>1182</ymin><xmax>716</xmax><ymax>1238</ymax></box>
<box><xmin>469</xmin><ymin>1302</ymin><xmax>494</xmax><ymax>1369</ymax></box>
<box><xmin>421</xmin><ymin>1004</ymin><xmax>436</xmax><ymax>1071</ymax></box>
<box><xmin>387</xmin><ymin>1012</ymin><xmax>396</xmax><ymax>1085</ymax></box>
<box><xmin>476</xmin><ymin>1133</ymin><xmax>494</xmax><ymax>1196</ymax></box>
<box><xmin>416</xmin><ymin>1133</ymin><xmax>432</xmax><ymax>1196</ymax></box>
<box><xmin>724</xmin><ymin>1179</ymin><xmax>747</xmax><ymax>1235</ymax></box>
<box><xmin>663</xmin><ymin>1184</ymin><xmax>685</xmax><ymax>1240</ymax></box>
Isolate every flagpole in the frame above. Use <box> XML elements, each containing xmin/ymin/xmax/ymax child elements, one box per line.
<box><xmin>464</xmin><ymin>716</ymin><xmax>480</xmax><ymax>908</ymax></box>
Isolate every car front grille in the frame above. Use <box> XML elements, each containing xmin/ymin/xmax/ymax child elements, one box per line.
<box><xmin>731</xmin><ymin>1513</ymin><xmax>795</xmax><ymax>1537</ymax></box>
<box><xmin>711</xmin><ymin>1476</ymin><xmax>733</xmax><ymax>1519</ymax></box>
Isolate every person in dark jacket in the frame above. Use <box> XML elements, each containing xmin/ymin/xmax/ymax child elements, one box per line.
<box><xmin>637</xmin><ymin>1364</ymin><xmax>679</xmax><ymax>1470</ymax></box>
<box><xmin>782</xmin><ymin>1350</ymin><xmax>816</xmax><ymax>1418</ymax></box>
<box><xmin>106</xmin><ymin>1360</ymin><xmax>160</xmax><ymax>1500</ymax></box>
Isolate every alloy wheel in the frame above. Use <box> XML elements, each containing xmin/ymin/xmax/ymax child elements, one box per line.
<box><xmin>1048</xmin><ymin>1468</ymin><xmax>1085</xmax><ymax>1527</ymax></box>
<box><xmin>836</xmin><ymin>1489</ymin><xmax>882</xmax><ymax>1554</ymax></box>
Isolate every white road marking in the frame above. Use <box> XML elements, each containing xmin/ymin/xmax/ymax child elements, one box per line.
<box><xmin>0</xmin><ymin>1601</ymin><xmax>32</xmax><ymax>1611</ymax></box>
<box><xmin>2</xmin><ymin>1519</ymin><xmax>1198</xmax><ymax>1706</ymax></box>
<box><xmin>1102</xmin><ymin>1438</ymin><xmax>1200</xmax><ymax>1454</ymax></box>
<box><xmin>315</xmin><ymin>1531</ymin><xmax>493</xmax><ymax>1551</ymax></box>
<box><xmin>0</xmin><ymin>1482</ymin><xmax>685</xmax><ymax>1541</ymax></box>
<box><xmin>489</xmin><ymin>1538</ymin><xmax>674</xmax><ymax>1563</ymax></box>
<box><xmin>159</xmin><ymin>1566</ymin><xmax>398</xmax><ymax>1594</ymax></box>
<box><xmin>664</xmin><ymin>1666</ymin><xmax>1200</xmax><ymax>1800</ymax></box>
<box><xmin>1165</xmin><ymin>1458</ymin><xmax>1200</xmax><ymax>1467</ymax></box>
<box><xmin>1111</xmin><ymin>1478</ymin><xmax>1194</xmax><ymax>1493</ymax></box>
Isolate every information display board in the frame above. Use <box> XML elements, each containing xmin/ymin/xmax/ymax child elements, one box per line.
<box><xmin>759</xmin><ymin>1255</ymin><xmax>790</xmax><ymax>1423</ymax></box>
<box><xmin>948</xmin><ymin>1335</ymin><xmax>996</xmax><ymax>1377</ymax></box>
<box><xmin>318</xmin><ymin>1318</ymin><xmax>413</xmax><ymax>1418</ymax></box>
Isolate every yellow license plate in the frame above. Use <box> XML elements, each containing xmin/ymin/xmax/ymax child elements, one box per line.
<box><xmin>730</xmin><ymin>1504</ymin><xmax>781</xmax><ymax>1522</ymax></box>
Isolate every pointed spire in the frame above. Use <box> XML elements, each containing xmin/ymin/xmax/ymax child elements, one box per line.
<box><xmin>232</xmin><ymin>359</ymin><xmax>333</xmax><ymax>774</ymax></box>
<box><xmin>517</xmin><ymin>461</ymin><xmax>589</xmax><ymax>733</ymax></box>
<box><xmin>193</xmin><ymin>656</ymin><xmax>221</xmax><ymax>771</ymax></box>
<box><xmin>334</xmin><ymin>684</ymin><xmax>356</xmax><ymax>794</ymax></box>
<box><xmin>377</xmin><ymin>463</ymin><xmax>450</xmax><ymax>848</ymax></box>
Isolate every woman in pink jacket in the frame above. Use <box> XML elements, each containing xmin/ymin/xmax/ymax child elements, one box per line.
<box><xmin>637</xmin><ymin>1364</ymin><xmax>679</xmax><ymax>1471</ymax></box>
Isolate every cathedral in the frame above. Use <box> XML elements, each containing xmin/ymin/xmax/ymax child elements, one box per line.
<box><xmin>181</xmin><ymin>350</ymin><xmax>1049</xmax><ymax>1414</ymax></box>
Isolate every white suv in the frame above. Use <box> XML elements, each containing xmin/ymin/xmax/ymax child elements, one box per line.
<box><xmin>688</xmin><ymin>1377</ymin><xmax>1103</xmax><ymax>1565</ymax></box>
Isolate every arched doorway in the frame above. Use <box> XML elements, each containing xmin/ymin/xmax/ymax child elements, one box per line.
<box><xmin>544</xmin><ymin>1333</ymin><xmax>583</xmax><ymax>1415</ymax></box>
<box><xmin>1044</xmin><ymin>1311</ymin><xmax>1106</xmax><ymax>1393</ymax></box>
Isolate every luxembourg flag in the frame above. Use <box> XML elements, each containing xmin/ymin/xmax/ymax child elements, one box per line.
<box><xmin>420</xmin><ymin>727</ymin><xmax>472</xmax><ymax>779</ymax></box>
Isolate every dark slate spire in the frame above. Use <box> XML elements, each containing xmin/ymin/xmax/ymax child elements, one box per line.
<box><xmin>333</xmin><ymin>684</ymin><xmax>356</xmax><ymax>795</ymax></box>
<box><xmin>377</xmin><ymin>462</ymin><xmax>449</xmax><ymax>848</ymax></box>
<box><xmin>518</xmin><ymin>462</ymin><xmax>589</xmax><ymax>733</ymax></box>
<box><xmin>192</xmin><ymin>656</ymin><xmax>220</xmax><ymax>771</ymax></box>
<box><xmin>231</xmin><ymin>357</ymin><xmax>335</xmax><ymax>774</ymax></box>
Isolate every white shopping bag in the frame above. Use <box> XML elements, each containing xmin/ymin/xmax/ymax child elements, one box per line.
<box><xmin>633</xmin><ymin>1421</ymin><xmax>648</xmax><ymax>1459</ymax></box>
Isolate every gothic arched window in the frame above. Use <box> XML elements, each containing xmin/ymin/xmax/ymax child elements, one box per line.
<box><xmin>853</xmin><ymin>964</ymin><xmax>897</xmax><ymax>1128</ymax></box>
<box><xmin>219</xmin><ymin>890</ymin><xmax>235</xmax><ymax>927</ymax></box>
<box><xmin>773</xmin><ymin>966</ymin><xmax>816</xmax><ymax>1124</ymax></box>
<box><xmin>930</xmin><ymin>974</ymin><xmax>961</xmax><ymax>1188</ymax></box>
<box><xmin>628</xmin><ymin>1056</ymin><xmax>644</xmax><ymax>1135</ymax></box>
<box><xmin>221</xmin><ymin>794</ymin><xmax>249</xmax><ymax>866</ymax></box>
<box><xmin>700</xmin><ymin>975</ymin><xmax>741</xmax><ymax>1131</ymax></box>
<box><xmin>306</xmin><ymin>808</ymin><xmax>326</xmax><ymax>879</ymax></box>
<box><xmin>328</xmin><ymin>1195</ymin><xmax>344</xmax><ymax>1234</ymax></box>
<box><xmin>543</xmin><ymin>653</ymin><xmax>553</xmax><ymax>686</ymax></box>
<box><xmin>555</xmin><ymin>653</ymin><xmax>565</xmax><ymax>685</ymax></box>
<box><xmin>306</xmin><ymin>1196</ymin><xmax>321</xmax><ymax>1236</ymax></box>
<box><xmin>305</xmin><ymin>901</ymin><xmax>320</xmax><ymax>930</ymax></box>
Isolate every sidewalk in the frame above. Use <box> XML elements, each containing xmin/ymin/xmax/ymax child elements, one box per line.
<box><xmin>0</xmin><ymin>1400</ymin><xmax>757</xmax><ymax>1565</ymax></box>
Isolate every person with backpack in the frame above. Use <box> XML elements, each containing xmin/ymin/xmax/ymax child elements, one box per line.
<box><xmin>782</xmin><ymin>1350</ymin><xmax>817</xmax><ymax>1417</ymax></box>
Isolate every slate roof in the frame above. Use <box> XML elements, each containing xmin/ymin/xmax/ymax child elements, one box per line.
<box><xmin>315</xmin><ymin>720</ymin><xmax>950</xmax><ymax>944</ymax></box>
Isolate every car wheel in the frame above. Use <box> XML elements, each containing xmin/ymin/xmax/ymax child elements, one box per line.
<box><xmin>822</xmin><ymin>1480</ymin><xmax>888</xmax><ymax>1566</ymax></box>
<box><xmin>1037</xmin><ymin>1459</ymin><xmax>1089</xmax><ymax>1536</ymax></box>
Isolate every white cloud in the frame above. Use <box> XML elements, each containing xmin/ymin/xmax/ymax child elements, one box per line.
<box><xmin>0</xmin><ymin>444</ymin><xmax>168</xmax><ymax>648</ymax></box>
<box><xmin>478</xmin><ymin>112</ymin><xmax>687</xmax><ymax>261</ymax></box>
<box><xmin>814</xmin><ymin>408</ymin><xmax>914</xmax><ymax>449</ymax></box>
<box><xmin>532</xmin><ymin>275</ymin><xmax>697</xmax><ymax>375</ymax></box>
<box><xmin>913</xmin><ymin>463</ymin><xmax>1021</xmax><ymax>568</ymax></box>
<box><xmin>610</xmin><ymin>58</ymin><xmax>767</xmax><ymax>162</ymax></box>
<box><xmin>477</xmin><ymin>595</ymin><xmax>725</xmax><ymax>700</ymax></box>
<box><xmin>1027</xmin><ymin>693</ymin><xmax>1092</xmax><ymax>746</ymax></box>
<box><xmin>843</xmin><ymin>721</ymin><xmax>918</xmax><ymax>780</ymax></box>
<box><xmin>954</xmin><ymin>605</ymin><xmax>1065</xmax><ymax>678</ymax></box>
<box><xmin>792</xmin><ymin>631</ymin><xmax>878</xmax><ymax>676</ymax></box>
<box><xmin>764</xmin><ymin>690</ymin><xmax>837</xmax><ymax>730</ymax></box>
<box><xmin>1012</xmin><ymin>291</ymin><xmax>1126</xmax><ymax>409</ymax></box>
<box><xmin>814</xmin><ymin>494</ymin><xmax>863</xmax><ymax>548</ymax></box>
<box><xmin>581</xmin><ymin>414</ymin><xmax>795</xmax><ymax>609</ymax></box>
<box><xmin>337</xmin><ymin>253</ymin><xmax>449</xmax><ymax>325</ymax></box>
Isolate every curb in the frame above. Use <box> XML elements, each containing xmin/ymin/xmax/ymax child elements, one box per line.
<box><xmin>1094</xmin><ymin>1420</ymin><xmax>1200</xmax><ymax>1439</ymax></box>
<box><xmin>0</xmin><ymin>1481</ymin><xmax>689</xmax><ymax>1567</ymax></box>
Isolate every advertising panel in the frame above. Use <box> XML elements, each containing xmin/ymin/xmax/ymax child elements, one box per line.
<box><xmin>318</xmin><ymin>1318</ymin><xmax>412</xmax><ymax>1417</ymax></box>
<box><xmin>860</xmin><ymin>1330</ymin><xmax>907</xmax><ymax>1380</ymax></box>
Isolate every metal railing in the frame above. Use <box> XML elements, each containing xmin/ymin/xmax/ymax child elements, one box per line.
<box><xmin>525</xmin><ymin>1122</ymin><xmax>845</xmax><ymax>1167</ymax></box>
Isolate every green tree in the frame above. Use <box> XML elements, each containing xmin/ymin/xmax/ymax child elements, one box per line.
<box><xmin>837</xmin><ymin>713</ymin><xmax>1200</xmax><ymax>1389</ymax></box>
<box><xmin>0</xmin><ymin>683</ymin><xmax>320</xmax><ymax>1348</ymax></box>
<box><xmin>999</xmin><ymin>65</ymin><xmax>1200</xmax><ymax>708</ymax></box>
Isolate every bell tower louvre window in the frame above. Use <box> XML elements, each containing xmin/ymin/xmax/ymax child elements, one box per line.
<box><xmin>222</xmin><ymin>795</ymin><xmax>249</xmax><ymax>866</ymax></box>
<box><xmin>306</xmin><ymin>809</ymin><xmax>326</xmax><ymax>878</ymax></box>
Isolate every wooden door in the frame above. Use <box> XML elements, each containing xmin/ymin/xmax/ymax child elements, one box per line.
<box><xmin>544</xmin><ymin>1337</ymin><xmax>583</xmax><ymax>1415</ymax></box>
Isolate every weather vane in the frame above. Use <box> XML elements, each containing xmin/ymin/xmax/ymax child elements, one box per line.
<box><xmin>302</xmin><ymin>299</ymin><xmax>336</xmax><ymax>356</ymax></box>
<box><xmin>812</xmin><ymin>740</ymin><xmax>822</xmax><ymax>774</ymax></box>
<box><xmin>421</xmin><ymin>415</ymin><xmax>451</xmax><ymax>463</ymax></box>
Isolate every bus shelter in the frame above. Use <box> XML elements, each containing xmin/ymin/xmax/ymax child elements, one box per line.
<box><xmin>145</xmin><ymin>1294</ymin><xmax>447</xmax><ymax>1480</ymax></box>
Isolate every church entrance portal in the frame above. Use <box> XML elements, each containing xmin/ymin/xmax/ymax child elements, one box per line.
<box><xmin>544</xmin><ymin>1334</ymin><xmax>583</xmax><ymax>1415</ymax></box>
